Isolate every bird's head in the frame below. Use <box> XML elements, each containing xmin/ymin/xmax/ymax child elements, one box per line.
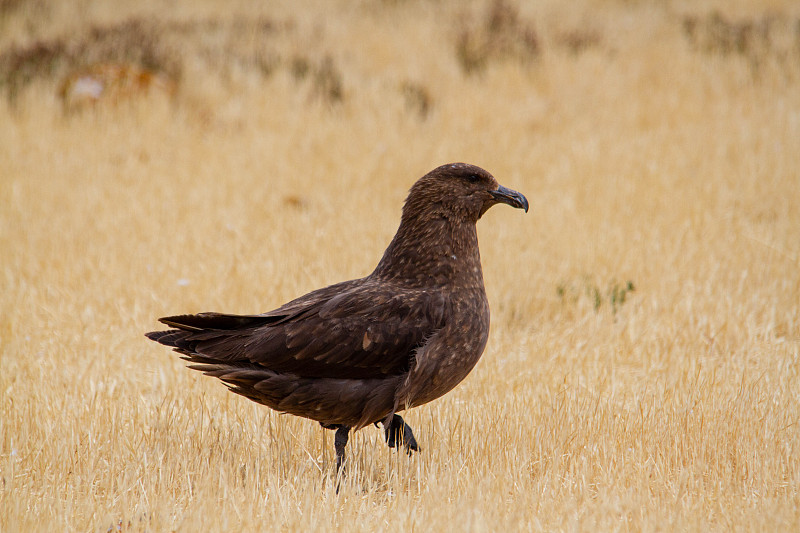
<box><xmin>375</xmin><ymin>163</ymin><xmax>528</xmax><ymax>283</ymax></box>
<box><xmin>404</xmin><ymin>163</ymin><xmax>529</xmax><ymax>223</ymax></box>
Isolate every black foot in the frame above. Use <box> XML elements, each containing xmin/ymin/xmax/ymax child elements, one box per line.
<box><xmin>383</xmin><ymin>414</ymin><xmax>420</xmax><ymax>455</ymax></box>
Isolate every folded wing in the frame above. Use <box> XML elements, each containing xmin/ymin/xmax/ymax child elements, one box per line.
<box><xmin>146</xmin><ymin>278</ymin><xmax>447</xmax><ymax>381</ymax></box>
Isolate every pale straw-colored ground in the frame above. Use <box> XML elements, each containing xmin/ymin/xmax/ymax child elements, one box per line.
<box><xmin>2</xmin><ymin>0</ymin><xmax>799</xmax><ymax>530</ymax></box>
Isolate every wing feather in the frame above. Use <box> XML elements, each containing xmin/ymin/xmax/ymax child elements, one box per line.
<box><xmin>149</xmin><ymin>278</ymin><xmax>447</xmax><ymax>380</ymax></box>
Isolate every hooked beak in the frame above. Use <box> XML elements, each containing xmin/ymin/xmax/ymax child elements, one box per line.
<box><xmin>489</xmin><ymin>185</ymin><xmax>529</xmax><ymax>213</ymax></box>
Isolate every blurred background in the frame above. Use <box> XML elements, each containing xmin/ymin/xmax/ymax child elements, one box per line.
<box><xmin>2</xmin><ymin>0</ymin><xmax>799</xmax><ymax>531</ymax></box>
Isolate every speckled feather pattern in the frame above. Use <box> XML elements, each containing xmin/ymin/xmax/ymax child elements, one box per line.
<box><xmin>146</xmin><ymin>163</ymin><xmax>527</xmax><ymax>431</ymax></box>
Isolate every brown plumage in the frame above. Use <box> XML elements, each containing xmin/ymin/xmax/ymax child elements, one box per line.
<box><xmin>146</xmin><ymin>162</ymin><xmax>528</xmax><ymax>472</ymax></box>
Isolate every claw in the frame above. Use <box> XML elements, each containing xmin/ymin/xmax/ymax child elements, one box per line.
<box><xmin>384</xmin><ymin>414</ymin><xmax>420</xmax><ymax>454</ymax></box>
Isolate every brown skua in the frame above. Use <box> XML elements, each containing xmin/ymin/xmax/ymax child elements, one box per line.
<box><xmin>146</xmin><ymin>163</ymin><xmax>528</xmax><ymax>475</ymax></box>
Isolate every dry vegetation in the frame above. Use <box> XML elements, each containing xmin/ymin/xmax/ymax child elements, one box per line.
<box><xmin>2</xmin><ymin>0</ymin><xmax>799</xmax><ymax>530</ymax></box>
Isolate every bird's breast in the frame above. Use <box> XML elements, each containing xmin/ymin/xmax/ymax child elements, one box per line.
<box><xmin>398</xmin><ymin>287</ymin><xmax>490</xmax><ymax>409</ymax></box>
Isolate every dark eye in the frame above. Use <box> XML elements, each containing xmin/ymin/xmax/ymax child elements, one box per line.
<box><xmin>467</xmin><ymin>174</ymin><xmax>481</xmax><ymax>183</ymax></box>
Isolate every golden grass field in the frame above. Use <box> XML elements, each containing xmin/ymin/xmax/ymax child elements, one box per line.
<box><xmin>2</xmin><ymin>0</ymin><xmax>799</xmax><ymax>530</ymax></box>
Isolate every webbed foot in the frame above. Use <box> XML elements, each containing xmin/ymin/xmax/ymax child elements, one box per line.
<box><xmin>383</xmin><ymin>414</ymin><xmax>419</xmax><ymax>455</ymax></box>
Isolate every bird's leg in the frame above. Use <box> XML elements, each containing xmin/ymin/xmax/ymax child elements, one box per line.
<box><xmin>334</xmin><ymin>426</ymin><xmax>350</xmax><ymax>472</ymax></box>
<box><xmin>333</xmin><ymin>426</ymin><xmax>350</xmax><ymax>494</ymax></box>
<box><xmin>383</xmin><ymin>414</ymin><xmax>420</xmax><ymax>455</ymax></box>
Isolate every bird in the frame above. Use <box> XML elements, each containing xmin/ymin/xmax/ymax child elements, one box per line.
<box><xmin>146</xmin><ymin>162</ymin><xmax>528</xmax><ymax>475</ymax></box>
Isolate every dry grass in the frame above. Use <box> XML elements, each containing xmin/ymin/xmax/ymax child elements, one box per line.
<box><xmin>2</xmin><ymin>0</ymin><xmax>799</xmax><ymax>531</ymax></box>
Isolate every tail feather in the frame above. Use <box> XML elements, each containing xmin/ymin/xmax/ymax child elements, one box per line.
<box><xmin>144</xmin><ymin>330</ymin><xmax>176</xmax><ymax>343</ymax></box>
<box><xmin>145</xmin><ymin>328</ymin><xmax>201</xmax><ymax>353</ymax></box>
<box><xmin>145</xmin><ymin>313</ymin><xmax>304</xmax><ymax>415</ymax></box>
<box><xmin>159</xmin><ymin>312</ymin><xmax>274</xmax><ymax>331</ymax></box>
<box><xmin>146</xmin><ymin>312</ymin><xmax>276</xmax><ymax>359</ymax></box>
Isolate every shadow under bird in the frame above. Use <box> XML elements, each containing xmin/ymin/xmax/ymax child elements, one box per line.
<box><xmin>146</xmin><ymin>162</ymin><xmax>528</xmax><ymax>475</ymax></box>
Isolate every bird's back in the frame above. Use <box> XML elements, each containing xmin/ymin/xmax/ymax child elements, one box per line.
<box><xmin>146</xmin><ymin>162</ymin><xmax>528</xmax><ymax>434</ymax></box>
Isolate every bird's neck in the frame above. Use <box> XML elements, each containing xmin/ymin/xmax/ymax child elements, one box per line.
<box><xmin>371</xmin><ymin>215</ymin><xmax>485</xmax><ymax>289</ymax></box>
